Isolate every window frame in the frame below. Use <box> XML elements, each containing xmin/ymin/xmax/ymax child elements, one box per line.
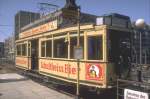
<box><xmin>28</xmin><ymin>42</ymin><xmax>31</xmax><ymax>57</ymax></box>
<box><xmin>16</xmin><ymin>43</ymin><xmax>27</xmax><ymax>57</ymax></box>
<box><xmin>46</xmin><ymin>40</ymin><xmax>52</xmax><ymax>58</ymax></box>
<box><xmin>87</xmin><ymin>34</ymin><xmax>103</xmax><ymax>61</ymax></box>
<box><xmin>16</xmin><ymin>44</ymin><xmax>21</xmax><ymax>56</ymax></box>
<box><xmin>53</xmin><ymin>36</ymin><xmax>68</xmax><ymax>59</ymax></box>
<box><xmin>69</xmin><ymin>34</ymin><xmax>84</xmax><ymax>59</ymax></box>
<box><xmin>41</xmin><ymin>40</ymin><xmax>46</xmax><ymax>58</ymax></box>
<box><xmin>22</xmin><ymin>43</ymin><xmax>27</xmax><ymax>56</ymax></box>
<box><xmin>40</xmin><ymin>38</ymin><xmax>52</xmax><ymax>58</ymax></box>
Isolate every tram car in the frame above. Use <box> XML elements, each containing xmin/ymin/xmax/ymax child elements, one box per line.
<box><xmin>15</xmin><ymin>1</ymin><xmax>132</xmax><ymax>92</ymax></box>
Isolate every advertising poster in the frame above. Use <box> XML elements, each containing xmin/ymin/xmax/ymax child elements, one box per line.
<box><xmin>86</xmin><ymin>63</ymin><xmax>104</xmax><ymax>81</ymax></box>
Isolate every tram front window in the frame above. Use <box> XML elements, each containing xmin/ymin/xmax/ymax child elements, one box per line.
<box><xmin>108</xmin><ymin>30</ymin><xmax>131</xmax><ymax>78</ymax></box>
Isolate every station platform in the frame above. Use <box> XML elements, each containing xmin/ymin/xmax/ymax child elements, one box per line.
<box><xmin>0</xmin><ymin>73</ymin><xmax>73</xmax><ymax>99</ymax></box>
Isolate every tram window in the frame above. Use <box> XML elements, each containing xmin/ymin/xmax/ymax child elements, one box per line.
<box><xmin>54</xmin><ymin>38</ymin><xmax>68</xmax><ymax>58</ymax></box>
<box><xmin>17</xmin><ymin>45</ymin><xmax>21</xmax><ymax>56</ymax></box>
<box><xmin>28</xmin><ymin>43</ymin><xmax>31</xmax><ymax>56</ymax></box>
<box><xmin>22</xmin><ymin>44</ymin><xmax>27</xmax><ymax>56</ymax></box>
<box><xmin>16</xmin><ymin>45</ymin><xmax>18</xmax><ymax>55</ymax></box>
<box><xmin>70</xmin><ymin>36</ymin><xmax>84</xmax><ymax>59</ymax></box>
<box><xmin>41</xmin><ymin>41</ymin><xmax>46</xmax><ymax>57</ymax></box>
<box><xmin>46</xmin><ymin>40</ymin><xmax>52</xmax><ymax>57</ymax></box>
<box><xmin>108</xmin><ymin>30</ymin><xmax>131</xmax><ymax>62</ymax></box>
<box><xmin>88</xmin><ymin>36</ymin><xmax>103</xmax><ymax>60</ymax></box>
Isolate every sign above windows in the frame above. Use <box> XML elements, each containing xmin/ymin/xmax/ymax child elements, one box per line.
<box><xmin>19</xmin><ymin>20</ymin><xmax>58</xmax><ymax>39</ymax></box>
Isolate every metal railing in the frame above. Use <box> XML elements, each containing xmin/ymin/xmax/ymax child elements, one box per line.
<box><xmin>0</xmin><ymin>58</ymin><xmax>15</xmax><ymax>66</ymax></box>
<box><xmin>117</xmin><ymin>79</ymin><xmax>150</xmax><ymax>99</ymax></box>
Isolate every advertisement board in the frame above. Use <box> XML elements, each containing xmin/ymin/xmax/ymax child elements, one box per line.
<box><xmin>85</xmin><ymin>63</ymin><xmax>104</xmax><ymax>81</ymax></box>
<box><xmin>20</xmin><ymin>20</ymin><xmax>58</xmax><ymax>38</ymax></box>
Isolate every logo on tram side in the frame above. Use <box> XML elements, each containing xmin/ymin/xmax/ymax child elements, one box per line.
<box><xmin>86</xmin><ymin>64</ymin><xmax>104</xmax><ymax>81</ymax></box>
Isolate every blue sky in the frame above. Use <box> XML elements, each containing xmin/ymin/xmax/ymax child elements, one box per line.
<box><xmin>0</xmin><ymin>0</ymin><xmax>149</xmax><ymax>42</ymax></box>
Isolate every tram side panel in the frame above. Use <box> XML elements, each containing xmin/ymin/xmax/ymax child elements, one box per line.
<box><xmin>39</xmin><ymin>59</ymin><xmax>107</xmax><ymax>88</ymax></box>
<box><xmin>106</xmin><ymin>63</ymin><xmax>117</xmax><ymax>86</ymax></box>
<box><xmin>16</xmin><ymin>56</ymin><xmax>31</xmax><ymax>70</ymax></box>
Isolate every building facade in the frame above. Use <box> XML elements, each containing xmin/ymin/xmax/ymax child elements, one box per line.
<box><xmin>15</xmin><ymin>11</ymin><xmax>40</xmax><ymax>40</ymax></box>
<box><xmin>132</xmin><ymin>24</ymin><xmax>150</xmax><ymax>64</ymax></box>
<box><xmin>4</xmin><ymin>36</ymin><xmax>15</xmax><ymax>63</ymax></box>
<box><xmin>0</xmin><ymin>42</ymin><xmax>4</xmax><ymax>58</ymax></box>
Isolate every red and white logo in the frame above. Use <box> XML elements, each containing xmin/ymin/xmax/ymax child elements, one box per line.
<box><xmin>86</xmin><ymin>64</ymin><xmax>103</xmax><ymax>81</ymax></box>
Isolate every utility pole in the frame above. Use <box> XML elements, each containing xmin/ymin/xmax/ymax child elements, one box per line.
<box><xmin>62</xmin><ymin>1</ymin><xmax>82</xmax><ymax>98</ymax></box>
<box><xmin>76</xmin><ymin>6</ymin><xmax>80</xmax><ymax>99</ymax></box>
<box><xmin>77</xmin><ymin>7</ymin><xmax>80</xmax><ymax>48</ymax></box>
<box><xmin>135</xmin><ymin>19</ymin><xmax>145</xmax><ymax>82</ymax></box>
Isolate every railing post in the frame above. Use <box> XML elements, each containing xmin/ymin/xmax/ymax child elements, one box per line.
<box><xmin>117</xmin><ymin>79</ymin><xmax>119</xmax><ymax>99</ymax></box>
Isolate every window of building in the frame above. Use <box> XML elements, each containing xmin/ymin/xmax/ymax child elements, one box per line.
<box><xmin>46</xmin><ymin>40</ymin><xmax>52</xmax><ymax>57</ymax></box>
<box><xmin>41</xmin><ymin>41</ymin><xmax>46</xmax><ymax>57</ymax></box>
<box><xmin>54</xmin><ymin>38</ymin><xmax>68</xmax><ymax>58</ymax></box>
<box><xmin>70</xmin><ymin>36</ymin><xmax>84</xmax><ymax>59</ymax></box>
<box><xmin>22</xmin><ymin>44</ymin><xmax>27</xmax><ymax>56</ymax></box>
<box><xmin>88</xmin><ymin>36</ymin><xmax>103</xmax><ymax>60</ymax></box>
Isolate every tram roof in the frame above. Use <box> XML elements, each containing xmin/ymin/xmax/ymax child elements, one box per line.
<box><xmin>102</xmin><ymin>13</ymin><xmax>130</xmax><ymax>20</ymax></box>
<box><xmin>20</xmin><ymin>9</ymin><xmax>97</xmax><ymax>32</ymax></box>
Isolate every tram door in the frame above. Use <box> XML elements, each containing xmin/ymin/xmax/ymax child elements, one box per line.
<box><xmin>31</xmin><ymin>39</ymin><xmax>39</xmax><ymax>70</ymax></box>
<box><xmin>108</xmin><ymin>30</ymin><xmax>131</xmax><ymax>78</ymax></box>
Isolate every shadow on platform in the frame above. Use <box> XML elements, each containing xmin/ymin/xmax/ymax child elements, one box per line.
<box><xmin>0</xmin><ymin>78</ymin><xmax>28</xmax><ymax>83</ymax></box>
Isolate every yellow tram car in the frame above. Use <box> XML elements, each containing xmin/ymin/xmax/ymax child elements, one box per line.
<box><xmin>15</xmin><ymin>12</ymin><xmax>132</xmax><ymax>90</ymax></box>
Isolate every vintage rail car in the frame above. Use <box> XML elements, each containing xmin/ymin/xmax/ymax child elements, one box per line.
<box><xmin>15</xmin><ymin>13</ymin><xmax>132</xmax><ymax>90</ymax></box>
